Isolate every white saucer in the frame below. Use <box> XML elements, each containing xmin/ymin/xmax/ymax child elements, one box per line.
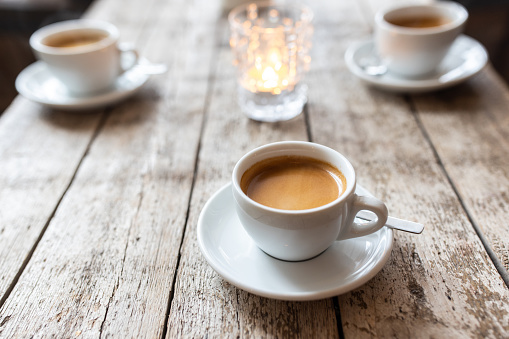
<box><xmin>15</xmin><ymin>61</ymin><xmax>149</xmax><ymax>110</ymax></box>
<box><xmin>197</xmin><ymin>183</ymin><xmax>393</xmax><ymax>301</ymax></box>
<box><xmin>344</xmin><ymin>35</ymin><xmax>488</xmax><ymax>93</ymax></box>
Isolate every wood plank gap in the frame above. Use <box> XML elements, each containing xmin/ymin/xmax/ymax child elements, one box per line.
<box><xmin>303</xmin><ymin>103</ymin><xmax>313</xmax><ymax>142</ymax></box>
<box><xmin>305</xmin><ymin>94</ymin><xmax>344</xmax><ymax>339</ymax></box>
<box><xmin>160</xmin><ymin>102</ymin><xmax>204</xmax><ymax>339</ymax></box>
<box><xmin>161</xmin><ymin>14</ymin><xmax>223</xmax><ymax>339</ymax></box>
<box><xmin>160</xmin><ymin>162</ymin><xmax>193</xmax><ymax>339</ymax></box>
<box><xmin>0</xmin><ymin>110</ymin><xmax>111</xmax><ymax>310</ymax></box>
<box><xmin>305</xmin><ymin>59</ymin><xmax>343</xmax><ymax>339</ymax></box>
<box><xmin>333</xmin><ymin>297</ymin><xmax>345</xmax><ymax>339</ymax></box>
<box><xmin>98</xmin><ymin>294</ymin><xmax>112</xmax><ymax>339</ymax></box>
<box><xmin>234</xmin><ymin>289</ymin><xmax>241</xmax><ymax>336</ymax></box>
<box><xmin>406</xmin><ymin>95</ymin><xmax>509</xmax><ymax>288</ymax></box>
<box><xmin>99</xmin><ymin>170</ymin><xmax>144</xmax><ymax>338</ymax></box>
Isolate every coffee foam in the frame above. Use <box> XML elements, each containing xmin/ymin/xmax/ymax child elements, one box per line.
<box><xmin>240</xmin><ymin>155</ymin><xmax>346</xmax><ymax>210</ymax></box>
<box><xmin>43</xmin><ymin>31</ymin><xmax>108</xmax><ymax>48</ymax></box>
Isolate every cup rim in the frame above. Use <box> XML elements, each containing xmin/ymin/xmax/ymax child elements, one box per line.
<box><xmin>30</xmin><ymin>19</ymin><xmax>119</xmax><ymax>55</ymax></box>
<box><xmin>232</xmin><ymin>141</ymin><xmax>356</xmax><ymax>215</ymax></box>
<box><xmin>228</xmin><ymin>0</ymin><xmax>313</xmax><ymax>32</ymax></box>
<box><xmin>375</xmin><ymin>2</ymin><xmax>468</xmax><ymax>35</ymax></box>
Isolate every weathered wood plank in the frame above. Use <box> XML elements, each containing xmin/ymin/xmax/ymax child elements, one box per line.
<box><xmin>166</xmin><ymin>1</ymin><xmax>381</xmax><ymax>338</ymax></box>
<box><xmin>330</xmin><ymin>83</ymin><xmax>509</xmax><ymax>338</ymax></box>
<box><xmin>317</xmin><ymin>0</ymin><xmax>509</xmax><ymax>337</ymax></box>
<box><xmin>0</xmin><ymin>98</ymin><xmax>103</xmax><ymax>304</ymax></box>
<box><xmin>361</xmin><ymin>0</ymin><xmax>509</xmax><ymax>278</ymax></box>
<box><xmin>0</xmin><ymin>0</ymin><xmax>154</xmax><ymax>306</ymax></box>
<box><xmin>413</xmin><ymin>69</ymin><xmax>509</xmax><ymax>272</ymax></box>
<box><xmin>0</xmin><ymin>0</ymin><xmax>157</xmax><ymax>315</ymax></box>
<box><xmin>1</xmin><ymin>0</ymin><xmax>508</xmax><ymax>338</ymax></box>
<box><xmin>0</xmin><ymin>0</ymin><xmax>220</xmax><ymax>337</ymax></box>
<box><xmin>166</xmin><ymin>18</ymin><xmax>342</xmax><ymax>339</ymax></box>
<box><xmin>100</xmin><ymin>2</ymin><xmax>223</xmax><ymax>337</ymax></box>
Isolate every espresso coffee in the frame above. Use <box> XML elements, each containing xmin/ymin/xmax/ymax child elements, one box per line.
<box><xmin>44</xmin><ymin>32</ymin><xmax>108</xmax><ymax>48</ymax></box>
<box><xmin>240</xmin><ymin>155</ymin><xmax>346</xmax><ymax>210</ymax></box>
<box><xmin>388</xmin><ymin>15</ymin><xmax>451</xmax><ymax>28</ymax></box>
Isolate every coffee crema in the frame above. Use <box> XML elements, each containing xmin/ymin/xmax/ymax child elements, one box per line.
<box><xmin>387</xmin><ymin>15</ymin><xmax>451</xmax><ymax>28</ymax></box>
<box><xmin>240</xmin><ymin>155</ymin><xmax>347</xmax><ymax>210</ymax></box>
<box><xmin>44</xmin><ymin>32</ymin><xmax>108</xmax><ymax>48</ymax></box>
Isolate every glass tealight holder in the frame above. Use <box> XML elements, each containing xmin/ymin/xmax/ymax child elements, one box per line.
<box><xmin>229</xmin><ymin>2</ymin><xmax>313</xmax><ymax>122</ymax></box>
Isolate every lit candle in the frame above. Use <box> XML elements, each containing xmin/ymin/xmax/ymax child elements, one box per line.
<box><xmin>229</xmin><ymin>2</ymin><xmax>313</xmax><ymax>121</ymax></box>
<box><xmin>244</xmin><ymin>47</ymin><xmax>291</xmax><ymax>95</ymax></box>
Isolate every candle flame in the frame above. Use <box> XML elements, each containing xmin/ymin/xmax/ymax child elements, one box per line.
<box><xmin>243</xmin><ymin>46</ymin><xmax>293</xmax><ymax>94</ymax></box>
<box><xmin>262</xmin><ymin>66</ymin><xmax>278</xmax><ymax>89</ymax></box>
<box><xmin>262</xmin><ymin>66</ymin><xmax>277</xmax><ymax>80</ymax></box>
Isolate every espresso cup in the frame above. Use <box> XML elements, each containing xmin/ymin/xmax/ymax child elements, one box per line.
<box><xmin>30</xmin><ymin>19</ymin><xmax>138</xmax><ymax>95</ymax></box>
<box><xmin>374</xmin><ymin>1</ymin><xmax>468</xmax><ymax>78</ymax></box>
<box><xmin>232</xmin><ymin>141</ymin><xmax>389</xmax><ymax>261</ymax></box>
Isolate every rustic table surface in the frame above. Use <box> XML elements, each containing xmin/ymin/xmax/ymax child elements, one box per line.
<box><xmin>1</xmin><ymin>0</ymin><xmax>508</xmax><ymax>337</ymax></box>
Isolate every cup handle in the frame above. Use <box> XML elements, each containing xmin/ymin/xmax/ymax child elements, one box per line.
<box><xmin>117</xmin><ymin>42</ymin><xmax>139</xmax><ymax>73</ymax></box>
<box><xmin>337</xmin><ymin>193</ymin><xmax>388</xmax><ymax>241</ymax></box>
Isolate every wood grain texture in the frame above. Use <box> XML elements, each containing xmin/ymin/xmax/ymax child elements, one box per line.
<box><xmin>0</xmin><ymin>0</ymin><xmax>508</xmax><ymax>337</ymax></box>
<box><xmin>0</xmin><ymin>98</ymin><xmax>102</xmax><ymax>303</ymax></box>
<box><xmin>166</xmin><ymin>18</ymin><xmax>341</xmax><ymax>338</ymax></box>
<box><xmin>0</xmin><ymin>0</ymin><xmax>219</xmax><ymax>336</ymax></box>
<box><xmin>170</xmin><ymin>0</ymin><xmax>509</xmax><ymax>337</ymax></box>
<box><xmin>323</xmin><ymin>1</ymin><xmax>509</xmax><ymax>337</ymax></box>
<box><xmin>364</xmin><ymin>0</ymin><xmax>509</xmax><ymax>276</ymax></box>
<box><xmin>413</xmin><ymin>69</ymin><xmax>509</xmax><ymax>272</ymax></box>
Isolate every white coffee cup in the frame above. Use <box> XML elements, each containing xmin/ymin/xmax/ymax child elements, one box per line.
<box><xmin>375</xmin><ymin>1</ymin><xmax>468</xmax><ymax>78</ymax></box>
<box><xmin>232</xmin><ymin>141</ymin><xmax>389</xmax><ymax>261</ymax></box>
<box><xmin>30</xmin><ymin>19</ymin><xmax>138</xmax><ymax>95</ymax></box>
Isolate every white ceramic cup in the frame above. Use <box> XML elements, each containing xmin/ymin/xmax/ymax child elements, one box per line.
<box><xmin>232</xmin><ymin>141</ymin><xmax>389</xmax><ymax>261</ymax></box>
<box><xmin>375</xmin><ymin>1</ymin><xmax>468</xmax><ymax>78</ymax></box>
<box><xmin>30</xmin><ymin>19</ymin><xmax>138</xmax><ymax>96</ymax></box>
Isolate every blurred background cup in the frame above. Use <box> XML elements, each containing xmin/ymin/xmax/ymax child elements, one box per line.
<box><xmin>375</xmin><ymin>1</ymin><xmax>468</xmax><ymax>78</ymax></box>
<box><xmin>30</xmin><ymin>19</ymin><xmax>138</xmax><ymax>96</ymax></box>
<box><xmin>229</xmin><ymin>1</ymin><xmax>313</xmax><ymax>122</ymax></box>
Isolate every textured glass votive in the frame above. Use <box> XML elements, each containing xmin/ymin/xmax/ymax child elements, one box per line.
<box><xmin>229</xmin><ymin>2</ymin><xmax>313</xmax><ymax>122</ymax></box>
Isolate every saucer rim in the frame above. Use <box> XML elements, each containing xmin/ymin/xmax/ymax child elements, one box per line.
<box><xmin>15</xmin><ymin>60</ymin><xmax>149</xmax><ymax>110</ymax></box>
<box><xmin>344</xmin><ymin>34</ymin><xmax>488</xmax><ymax>93</ymax></box>
<box><xmin>197</xmin><ymin>183</ymin><xmax>394</xmax><ymax>301</ymax></box>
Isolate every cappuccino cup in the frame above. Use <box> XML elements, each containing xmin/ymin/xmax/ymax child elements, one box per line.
<box><xmin>30</xmin><ymin>20</ymin><xmax>138</xmax><ymax>95</ymax></box>
<box><xmin>232</xmin><ymin>141</ymin><xmax>389</xmax><ymax>261</ymax></box>
<box><xmin>375</xmin><ymin>2</ymin><xmax>468</xmax><ymax>77</ymax></box>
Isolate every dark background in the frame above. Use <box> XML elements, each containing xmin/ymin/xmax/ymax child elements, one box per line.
<box><xmin>0</xmin><ymin>0</ymin><xmax>94</xmax><ymax>112</ymax></box>
<box><xmin>0</xmin><ymin>0</ymin><xmax>508</xmax><ymax>113</ymax></box>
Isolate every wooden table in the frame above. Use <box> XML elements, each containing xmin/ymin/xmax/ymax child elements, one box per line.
<box><xmin>1</xmin><ymin>0</ymin><xmax>508</xmax><ymax>337</ymax></box>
